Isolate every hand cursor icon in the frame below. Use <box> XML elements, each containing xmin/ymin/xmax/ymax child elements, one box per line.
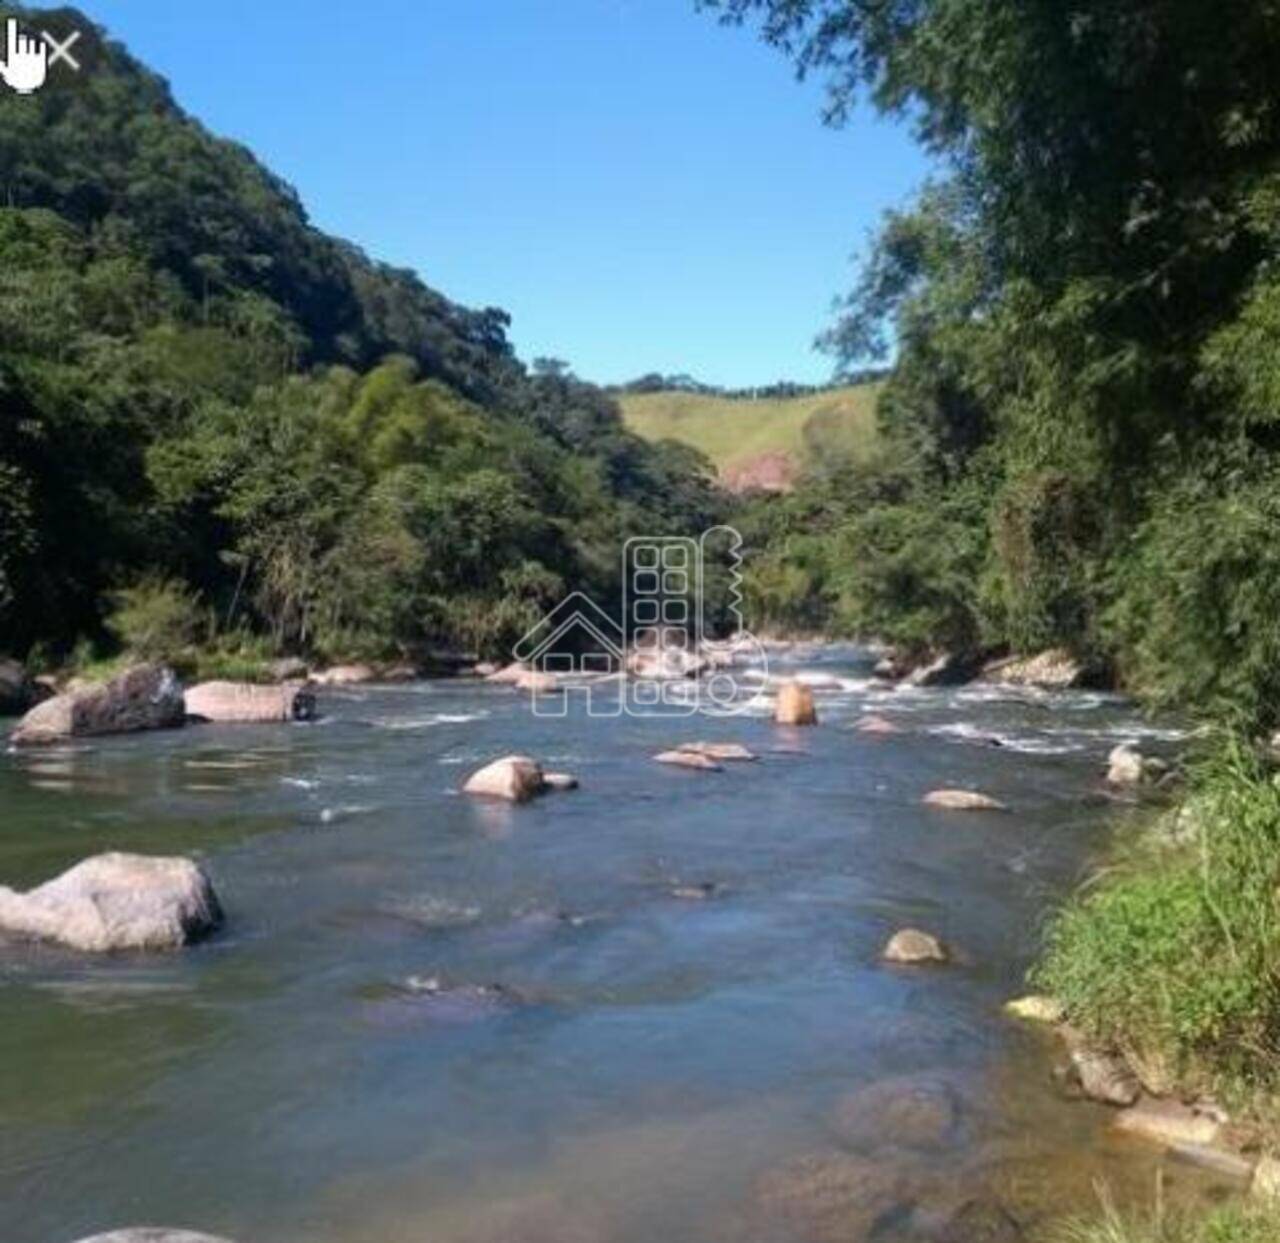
<box><xmin>0</xmin><ymin>19</ymin><xmax>48</xmax><ymax>94</ymax></box>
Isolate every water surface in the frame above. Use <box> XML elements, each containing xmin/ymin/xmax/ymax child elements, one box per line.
<box><xmin>0</xmin><ymin>648</ymin><xmax>1230</xmax><ymax>1242</ymax></box>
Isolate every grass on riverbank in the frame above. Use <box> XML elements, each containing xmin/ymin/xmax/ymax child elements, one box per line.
<box><xmin>1055</xmin><ymin>1197</ymin><xmax>1277</xmax><ymax>1243</ymax></box>
<box><xmin>1032</xmin><ymin>738</ymin><xmax>1280</xmax><ymax>1107</ymax></box>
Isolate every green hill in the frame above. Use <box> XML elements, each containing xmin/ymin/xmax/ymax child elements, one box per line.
<box><xmin>618</xmin><ymin>383</ymin><xmax>881</xmax><ymax>491</ymax></box>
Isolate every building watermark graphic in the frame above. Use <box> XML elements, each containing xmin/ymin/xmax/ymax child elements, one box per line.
<box><xmin>513</xmin><ymin>525</ymin><xmax>769</xmax><ymax>718</ymax></box>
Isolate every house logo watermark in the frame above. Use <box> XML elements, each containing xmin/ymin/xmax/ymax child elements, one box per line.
<box><xmin>512</xmin><ymin>526</ymin><xmax>769</xmax><ymax>717</ymax></box>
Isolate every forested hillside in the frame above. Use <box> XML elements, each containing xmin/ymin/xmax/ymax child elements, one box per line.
<box><xmin>0</xmin><ymin>6</ymin><xmax>719</xmax><ymax>667</ymax></box>
<box><xmin>720</xmin><ymin>0</ymin><xmax>1280</xmax><ymax>731</ymax></box>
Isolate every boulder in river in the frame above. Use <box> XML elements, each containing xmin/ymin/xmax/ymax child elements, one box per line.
<box><xmin>882</xmin><ymin>928</ymin><xmax>949</xmax><ymax>964</ymax></box>
<box><xmin>774</xmin><ymin>680</ymin><xmax>817</xmax><ymax>726</ymax></box>
<box><xmin>831</xmin><ymin>1073</ymin><xmax>962</xmax><ymax>1153</ymax></box>
<box><xmin>654</xmin><ymin>748</ymin><xmax>722</xmax><ymax>771</ymax></box>
<box><xmin>514</xmin><ymin>669</ymin><xmax>559</xmax><ymax>693</ymax></box>
<box><xmin>981</xmin><ymin>648</ymin><xmax>1094</xmax><ymax>690</ymax></box>
<box><xmin>10</xmin><ymin>663</ymin><xmax>185</xmax><ymax>746</ymax></box>
<box><xmin>312</xmin><ymin>663</ymin><xmax>376</xmax><ymax>685</ymax></box>
<box><xmin>754</xmin><ymin>1151</ymin><xmax>913</xmax><ymax>1243</ymax></box>
<box><xmin>855</xmin><ymin>714</ymin><xmax>902</xmax><ymax>736</ymax></box>
<box><xmin>0</xmin><ymin>852</ymin><xmax>222</xmax><ymax>952</ymax></box>
<box><xmin>71</xmin><ymin>1233</ymin><xmax>240</xmax><ymax>1243</ymax></box>
<box><xmin>184</xmin><ymin>680</ymin><xmax>316</xmax><ymax>724</ymax></box>
<box><xmin>484</xmin><ymin>661</ymin><xmax>530</xmax><ymax>684</ymax></box>
<box><xmin>904</xmin><ymin>650</ymin><xmax>980</xmax><ymax>688</ymax></box>
<box><xmin>922</xmin><ymin>788</ymin><xmax>1007</xmax><ymax>811</ymax></box>
<box><xmin>676</xmin><ymin>741</ymin><xmax>756</xmax><ymax>761</ymax></box>
<box><xmin>463</xmin><ymin>755</ymin><xmax>556</xmax><ymax>802</ymax></box>
<box><xmin>1106</xmin><ymin>742</ymin><xmax>1166</xmax><ymax>786</ymax></box>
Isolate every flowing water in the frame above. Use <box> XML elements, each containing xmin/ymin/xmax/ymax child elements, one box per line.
<box><xmin>0</xmin><ymin>647</ymin><xmax>1236</xmax><ymax>1243</ymax></box>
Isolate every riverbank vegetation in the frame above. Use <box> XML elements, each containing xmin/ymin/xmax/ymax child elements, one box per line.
<box><xmin>712</xmin><ymin>0</ymin><xmax>1280</xmax><ymax>734</ymax></box>
<box><xmin>1056</xmin><ymin>1197</ymin><xmax>1277</xmax><ymax>1243</ymax></box>
<box><xmin>0</xmin><ymin>10</ymin><xmax>721</xmax><ymax>672</ymax></box>
<box><xmin>1034</xmin><ymin>741</ymin><xmax>1280</xmax><ymax>1111</ymax></box>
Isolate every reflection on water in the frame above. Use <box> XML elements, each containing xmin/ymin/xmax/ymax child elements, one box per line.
<box><xmin>0</xmin><ymin>648</ymin><xmax>1229</xmax><ymax>1243</ymax></box>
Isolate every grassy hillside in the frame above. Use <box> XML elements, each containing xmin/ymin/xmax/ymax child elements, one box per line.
<box><xmin>618</xmin><ymin>383</ymin><xmax>881</xmax><ymax>491</ymax></box>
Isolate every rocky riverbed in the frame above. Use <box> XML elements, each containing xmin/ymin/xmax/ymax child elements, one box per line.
<box><xmin>0</xmin><ymin>644</ymin><xmax>1225</xmax><ymax>1243</ymax></box>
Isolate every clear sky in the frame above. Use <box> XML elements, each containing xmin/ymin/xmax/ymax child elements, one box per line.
<box><xmin>85</xmin><ymin>0</ymin><xmax>930</xmax><ymax>387</ymax></box>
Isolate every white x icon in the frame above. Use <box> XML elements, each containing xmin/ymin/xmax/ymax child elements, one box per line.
<box><xmin>41</xmin><ymin>28</ymin><xmax>80</xmax><ymax>72</ymax></box>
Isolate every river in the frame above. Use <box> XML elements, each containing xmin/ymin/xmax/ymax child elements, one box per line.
<box><xmin>0</xmin><ymin>646</ymin><xmax>1234</xmax><ymax>1243</ymax></box>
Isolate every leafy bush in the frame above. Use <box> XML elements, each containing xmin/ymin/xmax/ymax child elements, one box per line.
<box><xmin>105</xmin><ymin>578</ymin><xmax>207</xmax><ymax>664</ymax></box>
<box><xmin>1033</xmin><ymin>741</ymin><xmax>1280</xmax><ymax>1094</ymax></box>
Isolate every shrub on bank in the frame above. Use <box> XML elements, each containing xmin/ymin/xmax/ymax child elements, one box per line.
<box><xmin>1056</xmin><ymin>1198</ymin><xmax>1277</xmax><ymax>1243</ymax></box>
<box><xmin>1032</xmin><ymin>740</ymin><xmax>1280</xmax><ymax>1098</ymax></box>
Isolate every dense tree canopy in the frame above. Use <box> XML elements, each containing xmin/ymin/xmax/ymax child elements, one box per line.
<box><xmin>715</xmin><ymin>0</ymin><xmax>1280</xmax><ymax>727</ymax></box>
<box><xmin>0</xmin><ymin>6</ymin><xmax>722</xmax><ymax>666</ymax></box>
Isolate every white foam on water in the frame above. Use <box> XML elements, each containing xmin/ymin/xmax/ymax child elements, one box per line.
<box><xmin>281</xmin><ymin>776</ymin><xmax>319</xmax><ymax>789</ymax></box>
<box><xmin>318</xmin><ymin>804</ymin><xmax>378</xmax><ymax>824</ymax></box>
<box><xmin>369</xmin><ymin>711</ymin><xmax>489</xmax><ymax>731</ymax></box>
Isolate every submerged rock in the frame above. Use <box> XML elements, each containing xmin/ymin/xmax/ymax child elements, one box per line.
<box><xmin>774</xmin><ymin>680</ymin><xmax>818</xmax><ymax>726</ymax></box>
<box><xmin>542</xmin><ymin>771</ymin><xmax>579</xmax><ymax>791</ymax></box>
<box><xmin>670</xmin><ymin>881</ymin><xmax>724</xmax><ymax>900</ymax></box>
<box><xmin>0</xmin><ymin>852</ymin><xmax>222</xmax><ymax>952</ymax></box>
<box><xmin>882</xmin><ymin>928</ymin><xmax>950</xmax><ymax>964</ymax></box>
<box><xmin>831</xmin><ymin>1073</ymin><xmax>962</xmax><ymax>1153</ymax></box>
<box><xmin>754</xmin><ymin>1151</ymin><xmax>913</xmax><ymax>1243</ymax></box>
<box><xmin>185</xmin><ymin>680</ymin><xmax>316</xmax><ymax>724</ymax></box>
<box><xmin>463</xmin><ymin>755</ymin><xmax>549</xmax><ymax>802</ymax></box>
<box><xmin>855</xmin><ymin>714</ymin><xmax>902</xmax><ymax>735</ymax></box>
<box><xmin>922</xmin><ymin>788</ymin><xmax>1007</xmax><ymax>811</ymax></box>
<box><xmin>10</xmin><ymin>663</ymin><xmax>185</xmax><ymax>746</ymax></box>
<box><xmin>678</xmin><ymin>741</ymin><xmax>757</xmax><ymax>761</ymax></box>
<box><xmin>654</xmin><ymin>749</ymin><xmax>722</xmax><ymax>771</ymax></box>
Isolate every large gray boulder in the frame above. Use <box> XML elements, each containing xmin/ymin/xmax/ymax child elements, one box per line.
<box><xmin>10</xmin><ymin>664</ymin><xmax>184</xmax><ymax>746</ymax></box>
<box><xmin>70</xmin><ymin>1233</ymin><xmax>239</xmax><ymax>1243</ymax></box>
<box><xmin>185</xmin><ymin>680</ymin><xmax>315</xmax><ymax>724</ymax></box>
<box><xmin>462</xmin><ymin>755</ymin><xmax>548</xmax><ymax>802</ymax></box>
<box><xmin>981</xmin><ymin>648</ymin><xmax>1093</xmax><ymax>690</ymax></box>
<box><xmin>0</xmin><ymin>853</ymin><xmax>222</xmax><ymax>952</ymax></box>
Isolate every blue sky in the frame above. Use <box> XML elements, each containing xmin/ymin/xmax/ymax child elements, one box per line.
<box><xmin>87</xmin><ymin>0</ymin><xmax>930</xmax><ymax>387</ymax></box>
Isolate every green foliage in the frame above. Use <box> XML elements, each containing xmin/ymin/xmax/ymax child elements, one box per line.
<box><xmin>709</xmin><ymin>0</ymin><xmax>1280</xmax><ymax>728</ymax></box>
<box><xmin>1055</xmin><ymin>1197</ymin><xmax>1280</xmax><ymax>1243</ymax></box>
<box><xmin>0</xmin><ymin>15</ymin><xmax>721</xmax><ymax>665</ymax></box>
<box><xmin>1033</xmin><ymin>742</ymin><xmax>1280</xmax><ymax>1094</ymax></box>
<box><xmin>105</xmin><ymin>577</ymin><xmax>206</xmax><ymax>664</ymax></box>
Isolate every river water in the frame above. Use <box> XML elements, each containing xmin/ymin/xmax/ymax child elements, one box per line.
<box><xmin>0</xmin><ymin>647</ymin><xmax>1234</xmax><ymax>1243</ymax></box>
